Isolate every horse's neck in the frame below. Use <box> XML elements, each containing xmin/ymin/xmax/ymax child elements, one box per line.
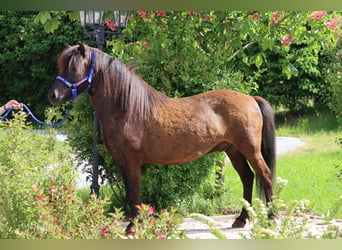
<box><xmin>89</xmin><ymin>51</ymin><xmax>166</xmax><ymax>124</ymax></box>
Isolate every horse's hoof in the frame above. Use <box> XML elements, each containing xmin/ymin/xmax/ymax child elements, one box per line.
<box><xmin>125</xmin><ymin>222</ymin><xmax>135</xmax><ymax>235</ymax></box>
<box><xmin>232</xmin><ymin>218</ymin><xmax>246</xmax><ymax>228</ymax></box>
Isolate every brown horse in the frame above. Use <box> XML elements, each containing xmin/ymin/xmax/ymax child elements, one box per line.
<box><xmin>48</xmin><ymin>43</ymin><xmax>276</xmax><ymax>231</ymax></box>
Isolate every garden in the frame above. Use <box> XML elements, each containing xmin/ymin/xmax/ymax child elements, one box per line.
<box><xmin>0</xmin><ymin>11</ymin><xmax>342</xmax><ymax>239</ymax></box>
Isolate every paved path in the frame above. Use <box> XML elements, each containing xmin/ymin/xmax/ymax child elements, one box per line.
<box><xmin>178</xmin><ymin>214</ymin><xmax>342</xmax><ymax>239</ymax></box>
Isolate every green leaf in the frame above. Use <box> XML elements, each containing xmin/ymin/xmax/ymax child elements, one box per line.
<box><xmin>282</xmin><ymin>63</ymin><xmax>298</xmax><ymax>79</ymax></box>
<box><xmin>44</xmin><ymin>18</ymin><xmax>60</xmax><ymax>33</ymax></box>
<box><xmin>34</xmin><ymin>11</ymin><xmax>51</xmax><ymax>25</ymax></box>
<box><xmin>68</xmin><ymin>11</ymin><xmax>80</xmax><ymax>21</ymax></box>
<box><xmin>255</xmin><ymin>54</ymin><xmax>263</xmax><ymax>69</ymax></box>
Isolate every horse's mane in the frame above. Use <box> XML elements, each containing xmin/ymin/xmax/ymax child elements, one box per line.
<box><xmin>101</xmin><ymin>54</ymin><xmax>167</xmax><ymax>122</ymax></box>
<box><xmin>58</xmin><ymin>45</ymin><xmax>167</xmax><ymax>123</ymax></box>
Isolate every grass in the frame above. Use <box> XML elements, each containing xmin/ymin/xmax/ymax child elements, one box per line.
<box><xmin>224</xmin><ymin>108</ymin><xmax>342</xmax><ymax>218</ymax></box>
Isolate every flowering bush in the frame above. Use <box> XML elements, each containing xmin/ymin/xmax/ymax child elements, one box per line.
<box><xmin>0</xmin><ymin>113</ymin><xmax>185</xmax><ymax>239</ymax></box>
<box><xmin>127</xmin><ymin>204</ymin><xmax>186</xmax><ymax>239</ymax></box>
<box><xmin>104</xmin><ymin>10</ymin><xmax>342</xmax><ymax>111</ymax></box>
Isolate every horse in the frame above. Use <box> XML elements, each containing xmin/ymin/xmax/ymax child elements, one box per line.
<box><xmin>48</xmin><ymin>43</ymin><xmax>276</xmax><ymax>232</ymax></box>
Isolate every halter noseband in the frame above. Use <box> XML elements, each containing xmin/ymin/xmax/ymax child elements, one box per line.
<box><xmin>56</xmin><ymin>50</ymin><xmax>95</xmax><ymax>100</ymax></box>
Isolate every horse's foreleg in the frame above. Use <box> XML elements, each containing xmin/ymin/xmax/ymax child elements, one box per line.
<box><xmin>116</xmin><ymin>159</ymin><xmax>142</xmax><ymax>234</ymax></box>
<box><xmin>226</xmin><ymin>147</ymin><xmax>254</xmax><ymax>228</ymax></box>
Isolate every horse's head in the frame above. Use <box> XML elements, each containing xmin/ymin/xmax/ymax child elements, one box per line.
<box><xmin>48</xmin><ymin>43</ymin><xmax>95</xmax><ymax>106</ymax></box>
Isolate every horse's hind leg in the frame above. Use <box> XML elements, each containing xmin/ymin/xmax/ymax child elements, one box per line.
<box><xmin>246</xmin><ymin>152</ymin><xmax>273</xmax><ymax>204</ymax></box>
<box><xmin>226</xmin><ymin>146</ymin><xmax>254</xmax><ymax>228</ymax></box>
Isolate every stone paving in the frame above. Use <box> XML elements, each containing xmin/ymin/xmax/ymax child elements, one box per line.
<box><xmin>178</xmin><ymin>214</ymin><xmax>342</xmax><ymax>239</ymax></box>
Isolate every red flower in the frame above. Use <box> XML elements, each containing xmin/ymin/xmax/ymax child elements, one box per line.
<box><xmin>137</xmin><ymin>11</ymin><xmax>150</xmax><ymax>19</ymax></box>
<box><xmin>105</xmin><ymin>18</ymin><xmax>116</xmax><ymax>31</ymax></box>
<box><xmin>281</xmin><ymin>33</ymin><xmax>293</xmax><ymax>46</ymax></box>
<box><xmin>271</xmin><ymin>11</ymin><xmax>281</xmax><ymax>23</ymax></box>
<box><xmin>158</xmin><ymin>234</ymin><xmax>165</xmax><ymax>239</ymax></box>
<box><xmin>148</xmin><ymin>206</ymin><xmax>154</xmax><ymax>215</ymax></box>
<box><xmin>101</xmin><ymin>227</ymin><xmax>110</xmax><ymax>236</ymax></box>
<box><xmin>253</xmin><ymin>12</ymin><xmax>261</xmax><ymax>21</ymax></box>
<box><xmin>156</xmin><ymin>11</ymin><xmax>166</xmax><ymax>17</ymax></box>
<box><xmin>311</xmin><ymin>11</ymin><xmax>327</xmax><ymax>20</ymax></box>
<box><xmin>204</xmin><ymin>15</ymin><xmax>214</xmax><ymax>22</ymax></box>
<box><xmin>38</xmin><ymin>195</ymin><xmax>44</xmax><ymax>201</ymax></box>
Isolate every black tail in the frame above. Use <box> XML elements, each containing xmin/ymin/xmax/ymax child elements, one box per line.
<box><xmin>253</xmin><ymin>96</ymin><xmax>276</xmax><ymax>198</ymax></box>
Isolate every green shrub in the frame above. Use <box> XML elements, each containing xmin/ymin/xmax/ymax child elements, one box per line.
<box><xmin>0</xmin><ymin>11</ymin><xmax>89</xmax><ymax>118</ymax></box>
<box><xmin>0</xmin><ymin>113</ymin><xmax>185</xmax><ymax>239</ymax></box>
<box><xmin>323</xmin><ymin>29</ymin><xmax>342</xmax><ymax>125</ymax></box>
<box><xmin>0</xmin><ymin>111</ymin><xmax>75</xmax><ymax>238</ymax></box>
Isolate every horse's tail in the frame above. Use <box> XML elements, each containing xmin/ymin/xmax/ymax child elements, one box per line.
<box><xmin>253</xmin><ymin>96</ymin><xmax>276</xmax><ymax>199</ymax></box>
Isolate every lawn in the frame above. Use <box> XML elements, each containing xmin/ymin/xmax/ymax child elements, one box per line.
<box><xmin>224</xmin><ymin>110</ymin><xmax>342</xmax><ymax>218</ymax></box>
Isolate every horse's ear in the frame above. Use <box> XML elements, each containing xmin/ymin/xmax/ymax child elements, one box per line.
<box><xmin>78</xmin><ymin>42</ymin><xmax>86</xmax><ymax>57</ymax></box>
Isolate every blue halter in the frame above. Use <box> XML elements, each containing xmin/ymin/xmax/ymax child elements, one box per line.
<box><xmin>56</xmin><ymin>50</ymin><xmax>95</xmax><ymax>100</ymax></box>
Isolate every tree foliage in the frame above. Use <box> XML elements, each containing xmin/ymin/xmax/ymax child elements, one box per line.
<box><xmin>108</xmin><ymin>11</ymin><xmax>340</xmax><ymax>110</ymax></box>
<box><xmin>0</xmin><ymin>11</ymin><xmax>86</xmax><ymax>118</ymax></box>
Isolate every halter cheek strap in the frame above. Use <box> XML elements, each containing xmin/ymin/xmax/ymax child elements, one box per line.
<box><xmin>56</xmin><ymin>50</ymin><xmax>95</xmax><ymax>100</ymax></box>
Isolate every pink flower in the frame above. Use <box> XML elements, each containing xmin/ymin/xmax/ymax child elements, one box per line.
<box><xmin>148</xmin><ymin>206</ymin><xmax>154</xmax><ymax>215</ymax></box>
<box><xmin>105</xmin><ymin>19</ymin><xmax>116</xmax><ymax>31</ymax></box>
<box><xmin>158</xmin><ymin>234</ymin><xmax>165</xmax><ymax>239</ymax></box>
<box><xmin>311</xmin><ymin>11</ymin><xmax>327</xmax><ymax>20</ymax></box>
<box><xmin>187</xmin><ymin>11</ymin><xmax>197</xmax><ymax>16</ymax></box>
<box><xmin>137</xmin><ymin>11</ymin><xmax>150</xmax><ymax>19</ymax></box>
<box><xmin>271</xmin><ymin>11</ymin><xmax>281</xmax><ymax>23</ymax></box>
<box><xmin>137</xmin><ymin>11</ymin><xmax>146</xmax><ymax>16</ymax></box>
<box><xmin>281</xmin><ymin>33</ymin><xmax>293</xmax><ymax>46</ymax></box>
<box><xmin>253</xmin><ymin>12</ymin><xmax>261</xmax><ymax>21</ymax></box>
<box><xmin>38</xmin><ymin>195</ymin><xmax>44</xmax><ymax>200</ymax></box>
<box><xmin>327</xmin><ymin>17</ymin><xmax>341</xmax><ymax>30</ymax></box>
<box><xmin>101</xmin><ymin>227</ymin><xmax>110</xmax><ymax>236</ymax></box>
<box><xmin>156</xmin><ymin>11</ymin><xmax>166</xmax><ymax>17</ymax></box>
<box><xmin>204</xmin><ymin>15</ymin><xmax>214</xmax><ymax>22</ymax></box>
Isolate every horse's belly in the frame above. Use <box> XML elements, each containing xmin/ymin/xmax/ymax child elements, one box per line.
<box><xmin>142</xmin><ymin>122</ymin><xmax>225</xmax><ymax>165</ymax></box>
